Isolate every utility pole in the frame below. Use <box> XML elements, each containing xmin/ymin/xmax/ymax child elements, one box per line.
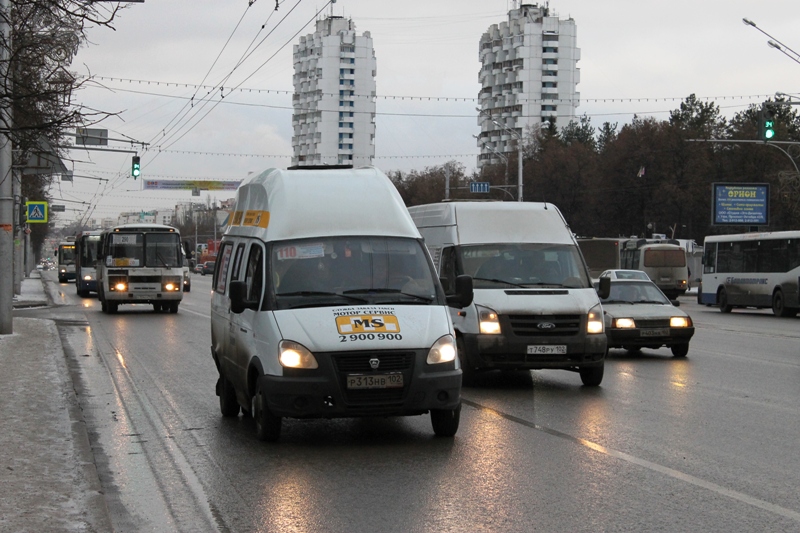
<box><xmin>0</xmin><ymin>0</ymin><xmax>13</xmax><ymax>334</ymax></box>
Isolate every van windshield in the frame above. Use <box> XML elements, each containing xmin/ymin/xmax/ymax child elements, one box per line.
<box><xmin>459</xmin><ymin>243</ymin><xmax>590</xmax><ymax>289</ymax></box>
<box><xmin>272</xmin><ymin>236</ymin><xmax>438</xmax><ymax>309</ymax></box>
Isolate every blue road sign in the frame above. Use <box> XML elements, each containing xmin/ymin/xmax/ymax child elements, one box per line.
<box><xmin>26</xmin><ymin>201</ymin><xmax>48</xmax><ymax>223</ymax></box>
<box><xmin>470</xmin><ymin>182</ymin><xmax>490</xmax><ymax>193</ymax></box>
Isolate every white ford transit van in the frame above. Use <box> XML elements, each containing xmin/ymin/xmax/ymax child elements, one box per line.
<box><xmin>408</xmin><ymin>201</ymin><xmax>610</xmax><ymax>386</ymax></box>
<box><xmin>210</xmin><ymin>167</ymin><xmax>473</xmax><ymax>441</ymax></box>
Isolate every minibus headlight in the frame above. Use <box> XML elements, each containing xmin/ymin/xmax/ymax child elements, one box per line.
<box><xmin>670</xmin><ymin>316</ymin><xmax>690</xmax><ymax>328</ymax></box>
<box><xmin>279</xmin><ymin>340</ymin><xmax>318</xmax><ymax>369</ymax></box>
<box><xmin>163</xmin><ymin>277</ymin><xmax>182</xmax><ymax>291</ymax></box>
<box><xmin>427</xmin><ymin>335</ymin><xmax>457</xmax><ymax>364</ymax></box>
<box><xmin>614</xmin><ymin>317</ymin><xmax>636</xmax><ymax>328</ymax></box>
<box><xmin>477</xmin><ymin>305</ymin><xmax>501</xmax><ymax>335</ymax></box>
<box><xmin>587</xmin><ymin>304</ymin><xmax>604</xmax><ymax>334</ymax></box>
<box><xmin>83</xmin><ymin>275</ymin><xmax>93</xmax><ymax>281</ymax></box>
<box><xmin>114</xmin><ymin>282</ymin><xmax>127</xmax><ymax>291</ymax></box>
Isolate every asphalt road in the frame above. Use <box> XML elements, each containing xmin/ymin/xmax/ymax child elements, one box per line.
<box><xmin>39</xmin><ymin>272</ymin><xmax>800</xmax><ymax>532</ymax></box>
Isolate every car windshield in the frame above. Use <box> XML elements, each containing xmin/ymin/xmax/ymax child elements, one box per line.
<box><xmin>459</xmin><ymin>243</ymin><xmax>590</xmax><ymax>289</ymax></box>
<box><xmin>272</xmin><ymin>236</ymin><xmax>438</xmax><ymax>309</ymax></box>
<box><xmin>600</xmin><ymin>281</ymin><xmax>670</xmax><ymax>304</ymax></box>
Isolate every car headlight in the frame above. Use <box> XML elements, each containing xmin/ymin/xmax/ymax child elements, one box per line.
<box><xmin>613</xmin><ymin>317</ymin><xmax>636</xmax><ymax>328</ymax></box>
<box><xmin>427</xmin><ymin>334</ymin><xmax>457</xmax><ymax>364</ymax></box>
<box><xmin>279</xmin><ymin>340</ymin><xmax>318</xmax><ymax>369</ymax></box>
<box><xmin>477</xmin><ymin>305</ymin><xmax>501</xmax><ymax>335</ymax></box>
<box><xmin>587</xmin><ymin>304</ymin><xmax>604</xmax><ymax>334</ymax></box>
<box><xmin>83</xmin><ymin>275</ymin><xmax>93</xmax><ymax>281</ymax></box>
<box><xmin>670</xmin><ymin>316</ymin><xmax>691</xmax><ymax>328</ymax></box>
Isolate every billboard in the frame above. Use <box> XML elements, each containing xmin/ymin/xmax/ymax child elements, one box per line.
<box><xmin>712</xmin><ymin>183</ymin><xmax>769</xmax><ymax>226</ymax></box>
<box><xmin>143</xmin><ymin>180</ymin><xmax>242</xmax><ymax>191</ymax></box>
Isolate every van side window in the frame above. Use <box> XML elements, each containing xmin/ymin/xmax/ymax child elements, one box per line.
<box><xmin>214</xmin><ymin>243</ymin><xmax>234</xmax><ymax>293</ymax></box>
<box><xmin>230</xmin><ymin>243</ymin><xmax>245</xmax><ymax>281</ymax></box>
<box><xmin>440</xmin><ymin>246</ymin><xmax>457</xmax><ymax>294</ymax></box>
<box><xmin>244</xmin><ymin>244</ymin><xmax>264</xmax><ymax>305</ymax></box>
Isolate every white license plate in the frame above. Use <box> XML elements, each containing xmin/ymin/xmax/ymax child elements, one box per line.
<box><xmin>527</xmin><ymin>345</ymin><xmax>567</xmax><ymax>355</ymax></box>
<box><xmin>346</xmin><ymin>373</ymin><xmax>404</xmax><ymax>389</ymax></box>
<box><xmin>640</xmin><ymin>328</ymin><xmax>669</xmax><ymax>337</ymax></box>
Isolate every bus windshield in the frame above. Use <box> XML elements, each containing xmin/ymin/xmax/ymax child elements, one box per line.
<box><xmin>459</xmin><ymin>243</ymin><xmax>590</xmax><ymax>288</ymax></box>
<box><xmin>79</xmin><ymin>236</ymin><xmax>101</xmax><ymax>265</ymax></box>
<box><xmin>107</xmin><ymin>232</ymin><xmax>181</xmax><ymax>268</ymax></box>
<box><xmin>58</xmin><ymin>245</ymin><xmax>76</xmax><ymax>264</ymax></box>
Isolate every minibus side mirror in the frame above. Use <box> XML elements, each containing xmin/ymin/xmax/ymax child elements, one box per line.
<box><xmin>671</xmin><ymin>299</ymin><xmax>680</xmax><ymax>307</ymax></box>
<box><xmin>229</xmin><ymin>281</ymin><xmax>251</xmax><ymax>314</ymax></box>
<box><xmin>596</xmin><ymin>276</ymin><xmax>611</xmax><ymax>300</ymax></box>
<box><xmin>447</xmin><ymin>275</ymin><xmax>473</xmax><ymax>309</ymax></box>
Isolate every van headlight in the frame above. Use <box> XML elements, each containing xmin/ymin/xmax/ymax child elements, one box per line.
<box><xmin>427</xmin><ymin>335</ymin><xmax>457</xmax><ymax>364</ymax></box>
<box><xmin>477</xmin><ymin>305</ymin><xmax>501</xmax><ymax>335</ymax></box>
<box><xmin>587</xmin><ymin>304</ymin><xmax>604</xmax><ymax>334</ymax></box>
<box><xmin>279</xmin><ymin>340</ymin><xmax>318</xmax><ymax>369</ymax></box>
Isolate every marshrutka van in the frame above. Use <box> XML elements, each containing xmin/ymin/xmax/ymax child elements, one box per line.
<box><xmin>210</xmin><ymin>167</ymin><xmax>473</xmax><ymax>442</ymax></box>
<box><xmin>408</xmin><ymin>201</ymin><xmax>610</xmax><ymax>386</ymax></box>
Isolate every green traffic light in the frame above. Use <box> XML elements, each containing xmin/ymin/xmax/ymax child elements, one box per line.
<box><xmin>132</xmin><ymin>156</ymin><xmax>141</xmax><ymax>178</ymax></box>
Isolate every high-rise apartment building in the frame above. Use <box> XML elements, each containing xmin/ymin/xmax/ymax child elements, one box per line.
<box><xmin>292</xmin><ymin>16</ymin><xmax>377</xmax><ymax>166</ymax></box>
<box><xmin>477</xmin><ymin>3</ymin><xmax>580</xmax><ymax>168</ymax></box>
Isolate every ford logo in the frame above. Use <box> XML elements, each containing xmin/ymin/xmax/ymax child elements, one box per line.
<box><xmin>369</xmin><ymin>358</ymin><xmax>380</xmax><ymax>370</ymax></box>
<box><xmin>537</xmin><ymin>322</ymin><xmax>556</xmax><ymax>330</ymax></box>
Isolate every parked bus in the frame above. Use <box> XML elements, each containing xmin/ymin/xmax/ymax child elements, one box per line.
<box><xmin>56</xmin><ymin>238</ymin><xmax>77</xmax><ymax>283</ymax></box>
<box><xmin>620</xmin><ymin>238</ymin><xmax>689</xmax><ymax>299</ymax></box>
<box><xmin>699</xmin><ymin>231</ymin><xmax>800</xmax><ymax>316</ymax></box>
<box><xmin>577</xmin><ymin>237</ymin><xmax>621</xmax><ymax>279</ymax></box>
<box><xmin>74</xmin><ymin>230</ymin><xmax>103</xmax><ymax>297</ymax></box>
<box><xmin>97</xmin><ymin>224</ymin><xmax>185</xmax><ymax>314</ymax></box>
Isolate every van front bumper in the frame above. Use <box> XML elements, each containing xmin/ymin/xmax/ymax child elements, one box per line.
<box><xmin>462</xmin><ymin>331</ymin><xmax>607</xmax><ymax>370</ymax></box>
<box><xmin>260</xmin><ymin>349</ymin><xmax>461</xmax><ymax>419</ymax></box>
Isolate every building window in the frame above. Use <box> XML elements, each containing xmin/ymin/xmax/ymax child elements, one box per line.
<box><xmin>543</xmin><ymin>47</ymin><xmax>558</xmax><ymax>54</ymax></box>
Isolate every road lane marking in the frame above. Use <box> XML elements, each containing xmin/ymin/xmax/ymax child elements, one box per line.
<box><xmin>462</xmin><ymin>399</ymin><xmax>800</xmax><ymax>523</ymax></box>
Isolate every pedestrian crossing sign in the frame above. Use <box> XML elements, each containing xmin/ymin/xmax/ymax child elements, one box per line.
<box><xmin>26</xmin><ymin>201</ymin><xmax>48</xmax><ymax>223</ymax></box>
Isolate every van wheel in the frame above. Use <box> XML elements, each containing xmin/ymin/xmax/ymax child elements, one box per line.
<box><xmin>579</xmin><ymin>364</ymin><xmax>604</xmax><ymax>386</ymax></box>
<box><xmin>718</xmin><ymin>288</ymin><xmax>733</xmax><ymax>313</ymax></box>
<box><xmin>671</xmin><ymin>344</ymin><xmax>689</xmax><ymax>357</ymax></box>
<box><xmin>254</xmin><ymin>383</ymin><xmax>281</xmax><ymax>442</ymax></box>
<box><xmin>457</xmin><ymin>337</ymin><xmax>476</xmax><ymax>387</ymax></box>
<box><xmin>431</xmin><ymin>402</ymin><xmax>461</xmax><ymax>437</ymax></box>
<box><xmin>218</xmin><ymin>376</ymin><xmax>240</xmax><ymax>417</ymax></box>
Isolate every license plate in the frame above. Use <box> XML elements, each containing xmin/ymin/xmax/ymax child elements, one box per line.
<box><xmin>346</xmin><ymin>373</ymin><xmax>404</xmax><ymax>389</ymax></box>
<box><xmin>527</xmin><ymin>345</ymin><xmax>567</xmax><ymax>355</ymax></box>
<box><xmin>640</xmin><ymin>328</ymin><xmax>669</xmax><ymax>337</ymax></box>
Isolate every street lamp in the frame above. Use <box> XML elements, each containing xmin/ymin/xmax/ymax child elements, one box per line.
<box><xmin>477</xmin><ymin>108</ymin><xmax>524</xmax><ymax>202</ymax></box>
<box><xmin>743</xmin><ymin>18</ymin><xmax>800</xmax><ymax>66</ymax></box>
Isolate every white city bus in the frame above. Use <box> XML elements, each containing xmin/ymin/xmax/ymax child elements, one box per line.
<box><xmin>699</xmin><ymin>231</ymin><xmax>800</xmax><ymax>316</ymax></box>
<box><xmin>56</xmin><ymin>238</ymin><xmax>77</xmax><ymax>283</ymax></box>
<box><xmin>620</xmin><ymin>239</ymin><xmax>689</xmax><ymax>299</ymax></box>
<box><xmin>74</xmin><ymin>230</ymin><xmax>103</xmax><ymax>297</ymax></box>
<box><xmin>97</xmin><ymin>224</ymin><xmax>185</xmax><ymax>313</ymax></box>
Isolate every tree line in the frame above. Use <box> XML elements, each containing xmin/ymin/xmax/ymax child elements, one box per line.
<box><xmin>389</xmin><ymin>95</ymin><xmax>800</xmax><ymax>244</ymax></box>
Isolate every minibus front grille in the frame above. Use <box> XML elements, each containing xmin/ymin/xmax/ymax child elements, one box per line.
<box><xmin>506</xmin><ymin>314</ymin><xmax>581</xmax><ymax>337</ymax></box>
<box><xmin>130</xmin><ymin>275</ymin><xmax>163</xmax><ymax>283</ymax></box>
<box><xmin>332</xmin><ymin>351</ymin><xmax>414</xmax><ymax>372</ymax></box>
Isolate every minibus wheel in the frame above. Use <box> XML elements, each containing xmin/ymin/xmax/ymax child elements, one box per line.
<box><xmin>579</xmin><ymin>364</ymin><xmax>604</xmax><ymax>386</ymax></box>
<box><xmin>254</xmin><ymin>384</ymin><xmax>281</xmax><ymax>442</ymax></box>
<box><xmin>457</xmin><ymin>337</ymin><xmax>476</xmax><ymax>387</ymax></box>
<box><xmin>218</xmin><ymin>376</ymin><xmax>240</xmax><ymax>417</ymax></box>
<box><xmin>431</xmin><ymin>402</ymin><xmax>461</xmax><ymax>437</ymax></box>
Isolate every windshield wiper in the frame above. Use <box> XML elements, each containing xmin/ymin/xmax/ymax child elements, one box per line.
<box><xmin>603</xmin><ymin>299</ymin><xmax>634</xmax><ymax>304</ymax></box>
<box><xmin>278</xmin><ymin>290</ymin><xmax>368</xmax><ymax>304</ymax></box>
<box><xmin>472</xmin><ymin>277</ymin><xmax>528</xmax><ymax>288</ymax></box>
<box><xmin>343</xmin><ymin>288</ymin><xmax>435</xmax><ymax>302</ymax></box>
<box><xmin>156</xmin><ymin>251</ymin><xmax>170</xmax><ymax>268</ymax></box>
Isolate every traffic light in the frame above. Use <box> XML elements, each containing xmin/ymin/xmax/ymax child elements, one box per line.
<box><xmin>760</xmin><ymin>104</ymin><xmax>776</xmax><ymax>141</ymax></box>
<box><xmin>131</xmin><ymin>155</ymin><xmax>141</xmax><ymax>178</ymax></box>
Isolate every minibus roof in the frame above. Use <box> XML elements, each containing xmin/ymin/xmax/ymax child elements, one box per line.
<box><xmin>408</xmin><ymin>201</ymin><xmax>574</xmax><ymax>245</ymax></box>
<box><xmin>225</xmin><ymin>167</ymin><xmax>420</xmax><ymax>241</ymax></box>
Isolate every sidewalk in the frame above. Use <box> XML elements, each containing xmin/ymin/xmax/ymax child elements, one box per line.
<box><xmin>0</xmin><ymin>272</ymin><xmax>111</xmax><ymax>532</ymax></box>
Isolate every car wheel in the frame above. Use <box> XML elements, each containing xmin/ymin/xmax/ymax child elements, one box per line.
<box><xmin>579</xmin><ymin>364</ymin><xmax>604</xmax><ymax>386</ymax></box>
<box><xmin>671</xmin><ymin>343</ymin><xmax>689</xmax><ymax>357</ymax></box>
<box><xmin>217</xmin><ymin>376</ymin><xmax>240</xmax><ymax>417</ymax></box>
<box><xmin>253</xmin><ymin>383</ymin><xmax>281</xmax><ymax>442</ymax></box>
<box><xmin>430</xmin><ymin>402</ymin><xmax>461</xmax><ymax>437</ymax></box>
<box><xmin>718</xmin><ymin>288</ymin><xmax>732</xmax><ymax>313</ymax></box>
<box><xmin>457</xmin><ymin>337</ymin><xmax>476</xmax><ymax>387</ymax></box>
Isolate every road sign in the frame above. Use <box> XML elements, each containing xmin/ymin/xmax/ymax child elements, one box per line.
<box><xmin>26</xmin><ymin>201</ymin><xmax>48</xmax><ymax>223</ymax></box>
<box><xmin>470</xmin><ymin>181</ymin><xmax>490</xmax><ymax>193</ymax></box>
<box><xmin>75</xmin><ymin>128</ymin><xmax>108</xmax><ymax>146</ymax></box>
<box><xmin>50</xmin><ymin>204</ymin><xmax>66</xmax><ymax>212</ymax></box>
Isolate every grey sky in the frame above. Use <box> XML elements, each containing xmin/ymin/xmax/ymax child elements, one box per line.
<box><xmin>58</xmin><ymin>0</ymin><xmax>799</xmax><ymax>226</ymax></box>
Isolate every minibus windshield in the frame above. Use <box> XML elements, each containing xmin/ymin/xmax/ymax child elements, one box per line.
<box><xmin>273</xmin><ymin>236</ymin><xmax>438</xmax><ymax>308</ymax></box>
<box><xmin>460</xmin><ymin>243</ymin><xmax>590</xmax><ymax>289</ymax></box>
